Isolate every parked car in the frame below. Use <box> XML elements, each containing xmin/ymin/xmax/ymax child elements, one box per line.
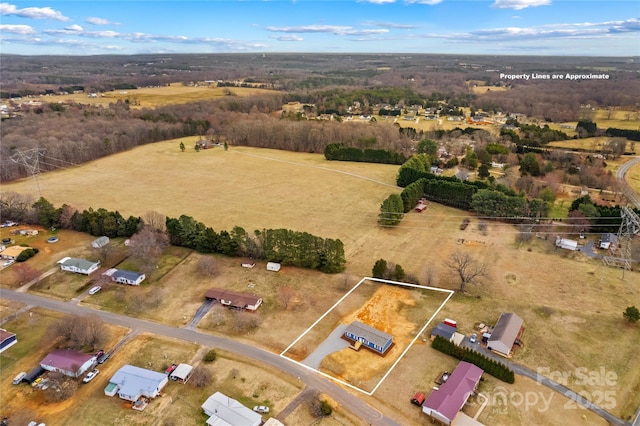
<box><xmin>88</xmin><ymin>286</ymin><xmax>101</xmax><ymax>295</ymax></box>
<box><xmin>2</xmin><ymin>259</ymin><xmax>15</xmax><ymax>268</ymax></box>
<box><xmin>97</xmin><ymin>353</ymin><xmax>110</xmax><ymax>364</ymax></box>
<box><xmin>95</xmin><ymin>350</ymin><xmax>105</xmax><ymax>359</ymax></box>
<box><xmin>253</xmin><ymin>406</ymin><xmax>269</xmax><ymax>414</ymax></box>
<box><xmin>83</xmin><ymin>369</ymin><xmax>99</xmax><ymax>383</ymax></box>
<box><xmin>470</xmin><ymin>333</ymin><xmax>477</xmax><ymax>344</ymax></box>
<box><xmin>12</xmin><ymin>372</ymin><xmax>26</xmax><ymax>385</ymax></box>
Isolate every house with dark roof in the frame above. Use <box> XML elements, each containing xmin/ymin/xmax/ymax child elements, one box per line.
<box><xmin>0</xmin><ymin>329</ymin><xmax>17</xmax><ymax>353</ymax></box>
<box><xmin>598</xmin><ymin>233</ymin><xmax>619</xmax><ymax>250</ymax></box>
<box><xmin>204</xmin><ymin>288</ymin><xmax>262</xmax><ymax>311</ymax></box>
<box><xmin>58</xmin><ymin>257</ymin><xmax>100</xmax><ymax>275</ymax></box>
<box><xmin>344</xmin><ymin>321</ymin><xmax>393</xmax><ymax>355</ymax></box>
<box><xmin>487</xmin><ymin>312</ymin><xmax>524</xmax><ymax>357</ymax></box>
<box><xmin>422</xmin><ymin>361</ymin><xmax>483</xmax><ymax>425</ymax></box>
<box><xmin>40</xmin><ymin>349</ymin><xmax>95</xmax><ymax>378</ymax></box>
<box><xmin>201</xmin><ymin>391</ymin><xmax>262</xmax><ymax>426</ymax></box>
<box><xmin>111</xmin><ymin>269</ymin><xmax>146</xmax><ymax>286</ymax></box>
<box><xmin>106</xmin><ymin>364</ymin><xmax>169</xmax><ymax>402</ymax></box>
<box><xmin>430</xmin><ymin>323</ymin><xmax>457</xmax><ymax>341</ymax></box>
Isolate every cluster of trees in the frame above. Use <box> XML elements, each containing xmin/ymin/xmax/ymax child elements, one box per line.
<box><xmin>432</xmin><ymin>336</ymin><xmax>515</xmax><ymax>383</ymax></box>
<box><xmin>606</xmin><ymin>128</ymin><xmax>640</xmax><ymax>143</ymax></box>
<box><xmin>166</xmin><ymin>215</ymin><xmax>345</xmax><ymax>273</ymax></box>
<box><xmin>324</xmin><ymin>143</ymin><xmax>406</xmax><ymax>165</ymax></box>
<box><xmin>371</xmin><ymin>259</ymin><xmax>406</xmax><ymax>281</ymax></box>
<box><xmin>568</xmin><ymin>195</ymin><xmax>640</xmax><ymax>233</ymax></box>
<box><xmin>1</xmin><ymin>193</ymin><xmax>141</xmax><ymax>238</ymax></box>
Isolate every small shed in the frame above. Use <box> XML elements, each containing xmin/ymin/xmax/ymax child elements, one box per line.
<box><xmin>266</xmin><ymin>262</ymin><xmax>281</xmax><ymax>272</ymax></box>
<box><xmin>91</xmin><ymin>236</ymin><xmax>110</xmax><ymax>249</ymax></box>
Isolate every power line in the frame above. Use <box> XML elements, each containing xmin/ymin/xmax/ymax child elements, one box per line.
<box><xmin>10</xmin><ymin>148</ymin><xmax>46</xmax><ymax>198</ymax></box>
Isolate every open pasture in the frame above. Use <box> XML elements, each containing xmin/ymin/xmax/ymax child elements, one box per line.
<box><xmin>35</xmin><ymin>83</ymin><xmax>280</xmax><ymax>109</ymax></box>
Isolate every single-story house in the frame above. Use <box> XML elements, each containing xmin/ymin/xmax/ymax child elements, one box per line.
<box><xmin>266</xmin><ymin>262</ymin><xmax>281</xmax><ymax>272</ymax></box>
<box><xmin>91</xmin><ymin>236</ymin><xmax>110</xmax><ymax>248</ymax></box>
<box><xmin>0</xmin><ymin>245</ymin><xmax>29</xmax><ymax>260</ymax></box>
<box><xmin>422</xmin><ymin>361</ymin><xmax>483</xmax><ymax>425</ymax></box>
<box><xmin>58</xmin><ymin>257</ymin><xmax>100</xmax><ymax>275</ymax></box>
<box><xmin>487</xmin><ymin>312</ymin><xmax>524</xmax><ymax>357</ymax></box>
<box><xmin>598</xmin><ymin>233</ymin><xmax>619</xmax><ymax>250</ymax></box>
<box><xmin>40</xmin><ymin>349</ymin><xmax>95</xmax><ymax>378</ymax></box>
<box><xmin>169</xmin><ymin>363</ymin><xmax>193</xmax><ymax>384</ymax></box>
<box><xmin>107</xmin><ymin>364</ymin><xmax>169</xmax><ymax>402</ymax></box>
<box><xmin>111</xmin><ymin>269</ymin><xmax>146</xmax><ymax>286</ymax></box>
<box><xmin>0</xmin><ymin>329</ymin><xmax>17</xmax><ymax>353</ymax></box>
<box><xmin>205</xmin><ymin>288</ymin><xmax>263</xmax><ymax>311</ymax></box>
<box><xmin>201</xmin><ymin>391</ymin><xmax>262</xmax><ymax>426</ymax></box>
<box><xmin>430</xmin><ymin>323</ymin><xmax>457</xmax><ymax>341</ymax></box>
<box><xmin>344</xmin><ymin>321</ymin><xmax>393</xmax><ymax>355</ymax></box>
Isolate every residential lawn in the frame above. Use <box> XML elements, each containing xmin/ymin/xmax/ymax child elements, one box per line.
<box><xmin>547</xmin><ymin>136</ymin><xmax>636</xmax><ymax>153</ymax></box>
<box><xmin>0</xmin><ymin>228</ymin><xmax>96</xmax><ymax>289</ymax></box>
<box><xmin>0</xmin><ymin>307</ymin><xmax>129</xmax><ymax>425</ymax></box>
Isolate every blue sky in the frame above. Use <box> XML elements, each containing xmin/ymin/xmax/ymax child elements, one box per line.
<box><xmin>1</xmin><ymin>1</ymin><xmax>638</xmax><ymax>56</ymax></box>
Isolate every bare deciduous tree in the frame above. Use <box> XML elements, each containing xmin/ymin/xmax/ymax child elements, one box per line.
<box><xmin>197</xmin><ymin>256</ymin><xmax>218</xmax><ymax>277</ymax></box>
<box><xmin>142</xmin><ymin>210</ymin><xmax>166</xmax><ymax>233</ymax></box>
<box><xmin>445</xmin><ymin>251</ymin><xmax>490</xmax><ymax>292</ymax></box>
<box><xmin>277</xmin><ymin>286</ymin><xmax>296</xmax><ymax>310</ymax></box>
<box><xmin>128</xmin><ymin>224</ymin><xmax>169</xmax><ymax>274</ymax></box>
<box><xmin>46</xmin><ymin>314</ymin><xmax>106</xmax><ymax>350</ymax></box>
<box><xmin>190</xmin><ymin>366</ymin><xmax>212</xmax><ymax>388</ymax></box>
<box><xmin>43</xmin><ymin>371</ymin><xmax>78</xmax><ymax>402</ymax></box>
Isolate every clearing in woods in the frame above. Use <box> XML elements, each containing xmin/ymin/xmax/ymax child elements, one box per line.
<box><xmin>281</xmin><ymin>277</ymin><xmax>453</xmax><ymax>395</ymax></box>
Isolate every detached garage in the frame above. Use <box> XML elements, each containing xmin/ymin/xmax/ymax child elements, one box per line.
<box><xmin>169</xmin><ymin>363</ymin><xmax>193</xmax><ymax>384</ymax></box>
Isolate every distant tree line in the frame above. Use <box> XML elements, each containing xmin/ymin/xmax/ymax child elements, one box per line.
<box><xmin>606</xmin><ymin>128</ymin><xmax>640</xmax><ymax>142</ymax></box>
<box><xmin>166</xmin><ymin>215</ymin><xmax>346</xmax><ymax>273</ymax></box>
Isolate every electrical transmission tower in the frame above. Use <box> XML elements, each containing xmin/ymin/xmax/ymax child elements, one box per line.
<box><xmin>10</xmin><ymin>148</ymin><xmax>47</xmax><ymax>197</ymax></box>
<box><xmin>603</xmin><ymin>206</ymin><xmax>640</xmax><ymax>277</ymax></box>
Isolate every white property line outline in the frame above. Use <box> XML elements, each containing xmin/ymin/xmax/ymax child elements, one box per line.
<box><xmin>280</xmin><ymin>277</ymin><xmax>455</xmax><ymax>396</ymax></box>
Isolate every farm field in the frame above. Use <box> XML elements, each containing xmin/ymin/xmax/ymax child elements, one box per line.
<box><xmin>33</xmin><ymin>83</ymin><xmax>280</xmax><ymax>109</ymax></box>
<box><xmin>2</xmin><ymin>142</ymin><xmax>640</xmax><ymax>423</ymax></box>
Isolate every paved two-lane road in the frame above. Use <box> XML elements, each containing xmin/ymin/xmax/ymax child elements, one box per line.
<box><xmin>616</xmin><ymin>156</ymin><xmax>640</xmax><ymax>209</ymax></box>
<box><xmin>0</xmin><ymin>289</ymin><xmax>400</xmax><ymax>426</ymax></box>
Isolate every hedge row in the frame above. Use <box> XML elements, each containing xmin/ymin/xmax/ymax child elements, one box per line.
<box><xmin>432</xmin><ymin>336</ymin><xmax>515</xmax><ymax>384</ymax></box>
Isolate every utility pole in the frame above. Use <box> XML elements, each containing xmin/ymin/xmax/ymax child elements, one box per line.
<box><xmin>10</xmin><ymin>148</ymin><xmax>47</xmax><ymax>198</ymax></box>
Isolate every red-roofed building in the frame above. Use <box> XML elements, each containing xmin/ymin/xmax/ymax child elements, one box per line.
<box><xmin>40</xmin><ymin>349</ymin><xmax>95</xmax><ymax>378</ymax></box>
<box><xmin>422</xmin><ymin>361</ymin><xmax>483</xmax><ymax>425</ymax></box>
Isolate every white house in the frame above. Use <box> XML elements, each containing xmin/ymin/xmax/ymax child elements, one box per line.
<box><xmin>598</xmin><ymin>233</ymin><xmax>619</xmax><ymax>250</ymax></box>
<box><xmin>58</xmin><ymin>257</ymin><xmax>100</xmax><ymax>275</ymax></box>
<box><xmin>111</xmin><ymin>269</ymin><xmax>146</xmax><ymax>285</ymax></box>
<box><xmin>201</xmin><ymin>391</ymin><xmax>262</xmax><ymax>426</ymax></box>
<box><xmin>107</xmin><ymin>365</ymin><xmax>169</xmax><ymax>402</ymax></box>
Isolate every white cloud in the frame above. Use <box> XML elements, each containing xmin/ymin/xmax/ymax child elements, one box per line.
<box><xmin>360</xmin><ymin>0</ymin><xmax>397</xmax><ymax>4</ymax></box>
<box><xmin>265</xmin><ymin>24</ymin><xmax>388</xmax><ymax>36</ymax></box>
<box><xmin>406</xmin><ymin>0</ymin><xmax>443</xmax><ymax>4</ymax></box>
<box><xmin>492</xmin><ymin>0</ymin><xmax>551</xmax><ymax>10</ymax></box>
<box><xmin>364</xmin><ymin>21</ymin><xmax>419</xmax><ymax>29</ymax></box>
<box><xmin>65</xmin><ymin>24</ymin><xmax>83</xmax><ymax>32</ymax></box>
<box><xmin>0</xmin><ymin>24</ymin><xmax>36</xmax><ymax>34</ymax></box>
<box><xmin>0</xmin><ymin>2</ymin><xmax>69</xmax><ymax>21</ymax></box>
<box><xmin>271</xmin><ymin>35</ymin><xmax>304</xmax><ymax>41</ymax></box>
<box><xmin>86</xmin><ymin>17</ymin><xmax>114</xmax><ymax>26</ymax></box>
